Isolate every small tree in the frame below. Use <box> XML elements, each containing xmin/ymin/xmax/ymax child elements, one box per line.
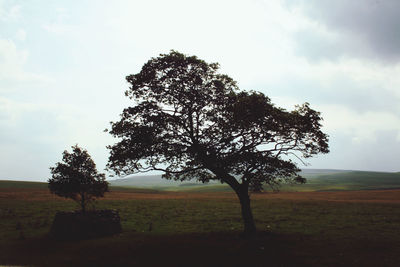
<box><xmin>49</xmin><ymin>145</ymin><xmax>109</xmax><ymax>212</ymax></box>
<box><xmin>107</xmin><ymin>51</ymin><xmax>329</xmax><ymax>235</ymax></box>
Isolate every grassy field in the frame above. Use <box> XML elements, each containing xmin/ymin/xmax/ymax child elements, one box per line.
<box><xmin>0</xmin><ymin>180</ymin><xmax>48</xmax><ymax>189</ymax></box>
<box><xmin>0</xmin><ymin>183</ymin><xmax>400</xmax><ymax>266</ymax></box>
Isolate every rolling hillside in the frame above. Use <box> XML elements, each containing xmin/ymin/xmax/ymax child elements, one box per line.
<box><xmin>2</xmin><ymin>169</ymin><xmax>400</xmax><ymax>192</ymax></box>
<box><xmin>297</xmin><ymin>170</ymin><xmax>400</xmax><ymax>191</ymax></box>
<box><xmin>109</xmin><ymin>169</ymin><xmax>400</xmax><ymax>192</ymax></box>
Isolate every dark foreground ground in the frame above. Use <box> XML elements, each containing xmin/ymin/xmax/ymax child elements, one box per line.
<box><xmin>1</xmin><ymin>187</ymin><xmax>399</xmax><ymax>266</ymax></box>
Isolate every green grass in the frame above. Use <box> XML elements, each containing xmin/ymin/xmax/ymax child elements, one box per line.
<box><xmin>1</xmin><ymin>193</ymin><xmax>400</xmax><ymax>266</ymax></box>
<box><xmin>1</xmin><ymin>179</ymin><xmax>400</xmax><ymax>265</ymax></box>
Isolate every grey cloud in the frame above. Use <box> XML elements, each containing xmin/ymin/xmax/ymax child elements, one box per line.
<box><xmin>292</xmin><ymin>30</ymin><xmax>346</xmax><ymax>62</ymax></box>
<box><xmin>261</xmin><ymin>72</ymin><xmax>400</xmax><ymax>115</ymax></box>
<box><xmin>319</xmin><ymin>76</ymin><xmax>400</xmax><ymax>115</ymax></box>
<box><xmin>288</xmin><ymin>0</ymin><xmax>400</xmax><ymax>62</ymax></box>
<box><xmin>306</xmin><ymin>130</ymin><xmax>400</xmax><ymax>172</ymax></box>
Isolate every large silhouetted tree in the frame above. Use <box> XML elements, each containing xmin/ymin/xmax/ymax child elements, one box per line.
<box><xmin>49</xmin><ymin>145</ymin><xmax>109</xmax><ymax>212</ymax></box>
<box><xmin>107</xmin><ymin>51</ymin><xmax>329</xmax><ymax>235</ymax></box>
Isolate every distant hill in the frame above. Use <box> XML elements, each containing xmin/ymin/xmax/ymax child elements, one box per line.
<box><xmin>108</xmin><ymin>174</ymin><xmax>224</xmax><ymax>191</ymax></box>
<box><xmin>296</xmin><ymin>170</ymin><xmax>400</xmax><ymax>191</ymax></box>
<box><xmin>300</xmin><ymin>169</ymin><xmax>351</xmax><ymax>175</ymax></box>
<box><xmin>109</xmin><ymin>169</ymin><xmax>400</xmax><ymax>192</ymax></box>
<box><xmin>2</xmin><ymin>169</ymin><xmax>400</xmax><ymax>192</ymax></box>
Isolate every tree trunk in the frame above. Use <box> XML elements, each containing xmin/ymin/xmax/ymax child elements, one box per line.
<box><xmin>201</xmin><ymin>163</ymin><xmax>257</xmax><ymax>236</ymax></box>
<box><xmin>81</xmin><ymin>193</ymin><xmax>86</xmax><ymax>213</ymax></box>
<box><xmin>235</xmin><ymin>185</ymin><xmax>257</xmax><ymax>236</ymax></box>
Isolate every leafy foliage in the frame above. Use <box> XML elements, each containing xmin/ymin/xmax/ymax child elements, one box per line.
<box><xmin>107</xmin><ymin>51</ymin><xmax>328</xmax><ymax>190</ymax></box>
<box><xmin>107</xmin><ymin>50</ymin><xmax>329</xmax><ymax>234</ymax></box>
<box><xmin>49</xmin><ymin>145</ymin><xmax>109</xmax><ymax>212</ymax></box>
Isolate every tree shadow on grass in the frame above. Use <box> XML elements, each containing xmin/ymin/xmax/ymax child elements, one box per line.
<box><xmin>1</xmin><ymin>231</ymin><xmax>399</xmax><ymax>267</ymax></box>
<box><xmin>0</xmin><ymin>231</ymin><xmax>298</xmax><ymax>266</ymax></box>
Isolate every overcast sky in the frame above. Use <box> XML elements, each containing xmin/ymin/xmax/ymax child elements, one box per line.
<box><xmin>1</xmin><ymin>0</ymin><xmax>400</xmax><ymax>181</ymax></box>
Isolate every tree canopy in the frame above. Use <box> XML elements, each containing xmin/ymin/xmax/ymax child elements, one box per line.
<box><xmin>49</xmin><ymin>145</ymin><xmax>109</xmax><ymax>212</ymax></box>
<box><xmin>107</xmin><ymin>51</ymin><xmax>329</xmax><ymax>234</ymax></box>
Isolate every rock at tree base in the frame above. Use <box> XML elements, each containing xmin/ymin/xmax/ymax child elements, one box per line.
<box><xmin>50</xmin><ymin>209</ymin><xmax>122</xmax><ymax>240</ymax></box>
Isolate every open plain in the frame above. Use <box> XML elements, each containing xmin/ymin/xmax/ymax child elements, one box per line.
<box><xmin>1</xmin><ymin>184</ymin><xmax>400</xmax><ymax>266</ymax></box>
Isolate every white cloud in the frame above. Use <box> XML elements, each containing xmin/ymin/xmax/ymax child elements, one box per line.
<box><xmin>15</xmin><ymin>28</ymin><xmax>26</xmax><ymax>41</ymax></box>
<box><xmin>0</xmin><ymin>96</ymin><xmax>113</xmax><ymax>180</ymax></box>
<box><xmin>0</xmin><ymin>38</ymin><xmax>50</xmax><ymax>90</ymax></box>
<box><xmin>1</xmin><ymin>0</ymin><xmax>400</xmax><ymax>178</ymax></box>
<box><xmin>42</xmin><ymin>6</ymin><xmax>74</xmax><ymax>35</ymax></box>
<box><xmin>0</xmin><ymin>1</ymin><xmax>21</xmax><ymax>21</ymax></box>
<box><xmin>42</xmin><ymin>23</ymin><xmax>75</xmax><ymax>34</ymax></box>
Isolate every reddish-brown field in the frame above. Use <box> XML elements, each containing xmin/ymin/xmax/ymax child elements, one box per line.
<box><xmin>2</xmin><ymin>187</ymin><xmax>400</xmax><ymax>203</ymax></box>
<box><xmin>253</xmin><ymin>189</ymin><xmax>400</xmax><ymax>203</ymax></box>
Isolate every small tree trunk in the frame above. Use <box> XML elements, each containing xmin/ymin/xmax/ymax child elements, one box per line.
<box><xmin>81</xmin><ymin>193</ymin><xmax>86</xmax><ymax>213</ymax></box>
<box><xmin>236</xmin><ymin>186</ymin><xmax>257</xmax><ymax>236</ymax></box>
